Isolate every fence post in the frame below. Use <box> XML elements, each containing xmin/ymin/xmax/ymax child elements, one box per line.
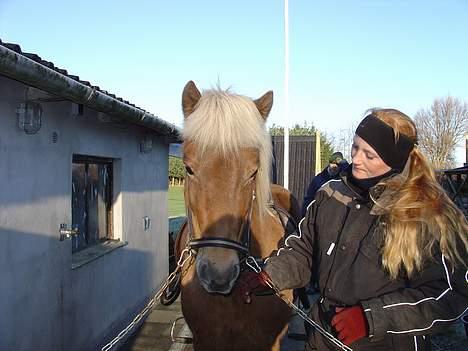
<box><xmin>315</xmin><ymin>130</ymin><xmax>321</xmax><ymax>174</ymax></box>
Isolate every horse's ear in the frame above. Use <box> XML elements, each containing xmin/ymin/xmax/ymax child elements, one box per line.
<box><xmin>182</xmin><ymin>81</ymin><xmax>202</xmax><ymax>118</ymax></box>
<box><xmin>254</xmin><ymin>91</ymin><xmax>273</xmax><ymax>120</ymax></box>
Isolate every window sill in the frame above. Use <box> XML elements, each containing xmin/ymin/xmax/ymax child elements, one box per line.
<box><xmin>71</xmin><ymin>240</ymin><xmax>128</xmax><ymax>270</ymax></box>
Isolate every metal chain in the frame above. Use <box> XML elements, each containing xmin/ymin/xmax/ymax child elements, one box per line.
<box><xmin>245</xmin><ymin>254</ymin><xmax>351</xmax><ymax>349</ymax></box>
<box><xmin>100</xmin><ymin>248</ymin><xmax>194</xmax><ymax>351</ymax></box>
<box><xmin>263</xmin><ymin>278</ymin><xmax>353</xmax><ymax>351</ymax></box>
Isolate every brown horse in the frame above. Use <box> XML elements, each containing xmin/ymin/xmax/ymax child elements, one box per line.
<box><xmin>175</xmin><ymin>81</ymin><xmax>299</xmax><ymax>351</ymax></box>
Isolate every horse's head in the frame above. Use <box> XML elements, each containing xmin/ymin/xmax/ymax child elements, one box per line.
<box><xmin>181</xmin><ymin>81</ymin><xmax>273</xmax><ymax>295</ymax></box>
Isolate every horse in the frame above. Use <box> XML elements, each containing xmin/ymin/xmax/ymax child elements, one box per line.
<box><xmin>174</xmin><ymin>81</ymin><xmax>300</xmax><ymax>351</ymax></box>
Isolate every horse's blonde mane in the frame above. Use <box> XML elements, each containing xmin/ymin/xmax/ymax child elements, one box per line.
<box><xmin>183</xmin><ymin>87</ymin><xmax>273</xmax><ymax>218</ymax></box>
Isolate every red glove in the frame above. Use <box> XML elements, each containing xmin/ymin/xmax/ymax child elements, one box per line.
<box><xmin>331</xmin><ymin>305</ymin><xmax>368</xmax><ymax>346</ymax></box>
<box><xmin>236</xmin><ymin>270</ymin><xmax>271</xmax><ymax>304</ymax></box>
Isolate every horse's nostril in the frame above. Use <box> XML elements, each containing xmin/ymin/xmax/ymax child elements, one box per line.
<box><xmin>198</xmin><ymin>261</ymin><xmax>208</xmax><ymax>277</ymax></box>
<box><xmin>230</xmin><ymin>264</ymin><xmax>240</xmax><ymax>281</ymax></box>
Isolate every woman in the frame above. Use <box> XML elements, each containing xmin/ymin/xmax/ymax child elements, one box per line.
<box><xmin>239</xmin><ymin>109</ymin><xmax>468</xmax><ymax>350</ymax></box>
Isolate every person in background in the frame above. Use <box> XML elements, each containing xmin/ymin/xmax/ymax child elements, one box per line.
<box><xmin>302</xmin><ymin>152</ymin><xmax>349</xmax><ymax>216</ymax></box>
<box><xmin>238</xmin><ymin>108</ymin><xmax>468</xmax><ymax>350</ymax></box>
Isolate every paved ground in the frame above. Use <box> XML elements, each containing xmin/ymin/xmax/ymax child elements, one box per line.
<box><xmin>119</xmin><ymin>296</ymin><xmax>467</xmax><ymax>351</ymax></box>
<box><xmin>119</xmin><ymin>299</ymin><xmax>186</xmax><ymax>351</ymax></box>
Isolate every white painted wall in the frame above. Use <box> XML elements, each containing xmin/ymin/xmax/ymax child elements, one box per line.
<box><xmin>0</xmin><ymin>76</ymin><xmax>170</xmax><ymax>351</ymax></box>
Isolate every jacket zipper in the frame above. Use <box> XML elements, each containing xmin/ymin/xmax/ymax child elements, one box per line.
<box><xmin>321</xmin><ymin>204</ymin><xmax>352</xmax><ymax>297</ymax></box>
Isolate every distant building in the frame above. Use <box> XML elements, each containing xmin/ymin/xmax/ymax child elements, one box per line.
<box><xmin>438</xmin><ymin>165</ymin><xmax>468</xmax><ymax>218</ymax></box>
<box><xmin>465</xmin><ymin>133</ymin><xmax>467</xmax><ymax>166</ymax></box>
<box><xmin>0</xmin><ymin>40</ymin><xmax>180</xmax><ymax>351</ymax></box>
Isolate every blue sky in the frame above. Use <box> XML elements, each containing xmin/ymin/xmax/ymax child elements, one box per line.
<box><xmin>1</xmin><ymin>0</ymin><xmax>467</xmax><ymax>164</ymax></box>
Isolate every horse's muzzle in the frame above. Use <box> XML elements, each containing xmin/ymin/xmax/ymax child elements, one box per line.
<box><xmin>196</xmin><ymin>255</ymin><xmax>240</xmax><ymax>295</ymax></box>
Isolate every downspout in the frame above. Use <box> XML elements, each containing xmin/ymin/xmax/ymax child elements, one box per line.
<box><xmin>0</xmin><ymin>44</ymin><xmax>181</xmax><ymax>142</ymax></box>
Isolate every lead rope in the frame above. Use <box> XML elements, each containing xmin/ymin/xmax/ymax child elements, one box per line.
<box><xmin>246</xmin><ymin>258</ymin><xmax>353</xmax><ymax>351</ymax></box>
<box><xmin>100</xmin><ymin>248</ymin><xmax>194</xmax><ymax>351</ymax></box>
<box><xmin>268</xmin><ymin>283</ymin><xmax>353</xmax><ymax>351</ymax></box>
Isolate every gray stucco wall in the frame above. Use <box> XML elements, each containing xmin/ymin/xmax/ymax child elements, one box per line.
<box><xmin>0</xmin><ymin>76</ymin><xmax>170</xmax><ymax>351</ymax></box>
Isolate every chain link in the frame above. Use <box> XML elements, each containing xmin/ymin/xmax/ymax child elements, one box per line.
<box><xmin>263</xmin><ymin>279</ymin><xmax>353</xmax><ymax>351</ymax></box>
<box><xmin>245</xmin><ymin>255</ymin><xmax>262</xmax><ymax>273</ymax></box>
<box><xmin>100</xmin><ymin>248</ymin><xmax>194</xmax><ymax>351</ymax></box>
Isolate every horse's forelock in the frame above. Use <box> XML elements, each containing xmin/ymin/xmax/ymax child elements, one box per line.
<box><xmin>182</xmin><ymin>88</ymin><xmax>273</xmax><ymax>218</ymax></box>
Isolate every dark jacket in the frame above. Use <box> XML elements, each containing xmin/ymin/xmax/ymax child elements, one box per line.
<box><xmin>265</xmin><ymin>174</ymin><xmax>468</xmax><ymax>350</ymax></box>
<box><xmin>302</xmin><ymin>162</ymin><xmax>349</xmax><ymax>216</ymax></box>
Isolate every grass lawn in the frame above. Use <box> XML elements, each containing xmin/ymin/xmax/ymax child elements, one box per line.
<box><xmin>168</xmin><ymin>186</ymin><xmax>186</xmax><ymax>217</ymax></box>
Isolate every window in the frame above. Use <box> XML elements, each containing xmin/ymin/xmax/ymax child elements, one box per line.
<box><xmin>72</xmin><ymin>155</ymin><xmax>113</xmax><ymax>253</ymax></box>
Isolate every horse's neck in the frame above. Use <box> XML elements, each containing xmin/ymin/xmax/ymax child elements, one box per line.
<box><xmin>250</xmin><ymin>206</ymin><xmax>287</xmax><ymax>258</ymax></box>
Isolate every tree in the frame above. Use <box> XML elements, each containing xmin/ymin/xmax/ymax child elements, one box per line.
<box><xmin>169</xmin><ymin>156</ymin><xmax>185</xmax><ymax>185</ymax></box>
<box><xmin>414</xmin><ymin>96</ymin><xmax>468</xmax><ymax>169</ymax></box>
<box><xmin>268</xmin><ymin>121</ymin><xmax>334</xmax><ymax>168</ymax></box>
<box><xmin>332</xmin><ymin>123</ymin><xmax>358</xmax><ymax>163</ymax></box>
<box><xmin>269</xmin><ymin>121</ymin><xmax>316</xmax><ymax>136</ymax></box>
<box><xmin>319</xmin><ymin>133</ymin><xmax>335</xmax><ymax>169</ymax></box>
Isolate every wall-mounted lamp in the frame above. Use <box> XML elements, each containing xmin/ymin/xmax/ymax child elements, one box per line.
<box><xmin>16</xmin><ymin>102</ymin><xmax>42</xmax><ymax>134</ymax></box>
<box><xmin>140</xmin><ymin>135</ymin><xmax>153</xmax><ymax>153</ymax></box>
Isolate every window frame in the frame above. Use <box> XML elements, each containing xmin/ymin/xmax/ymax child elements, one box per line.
<box><xmin>72</xmin><ymin>154</ymin><xmax>114</xmax><ymax>253</ymax></box>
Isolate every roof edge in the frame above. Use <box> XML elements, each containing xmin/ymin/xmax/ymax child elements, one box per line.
<box><xmin>0</xmin><ymin>44</ymin><xmax>182</xmax><ymax>142</ymax></box>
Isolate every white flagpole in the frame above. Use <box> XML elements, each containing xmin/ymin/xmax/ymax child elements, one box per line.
<box><xmin>283</xmin><ymin>0</ymin><xmax>290</xmax><ymax>190</ymax></box>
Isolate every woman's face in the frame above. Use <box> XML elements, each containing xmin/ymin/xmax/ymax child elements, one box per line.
<box><xmin>351</xmin><ymin>135</ymin><xmax>391</xmax><ymax>179</ymax></box>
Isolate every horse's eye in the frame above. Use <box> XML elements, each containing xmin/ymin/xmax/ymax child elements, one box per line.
<box><xmin>185</xmin><ymin>166</ymin><xmax>194</xmax><ymax>176</ymax></box>
<box><xmin>250</xmin><ymin>169</ymin><xmax>258</xmax><ymax>179</ymax></box>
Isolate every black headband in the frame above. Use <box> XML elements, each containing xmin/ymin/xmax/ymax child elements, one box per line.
<box><xmin>355</xmin><ymin>115</ymin><xmax>415</xmax><ymax>171</ymax></box>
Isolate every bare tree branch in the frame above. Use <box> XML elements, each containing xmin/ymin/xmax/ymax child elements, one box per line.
<box><xmin>414</xmin><ymin>96</ymin><xmax>468</xmax><ymax>169</ymax></box>
<box><xmin>332</xmin><ymin>122</ymin><xmax>357</xmax><ymax>162</ymax></box>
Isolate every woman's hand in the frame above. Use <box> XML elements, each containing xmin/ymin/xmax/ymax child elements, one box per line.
<box><xmin>235</xmin><ymin>270</ymin><xmax>271</xmax><ymax>303</ymax></box>
<box><xmin>331</xmin><ymin>305</ymin><xmax>369</xmax><ymax>345</ymax></box>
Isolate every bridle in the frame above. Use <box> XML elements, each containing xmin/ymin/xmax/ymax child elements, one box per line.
<box><xmin>183</xmin><ymin>176</ymin><xmax>300</xmax><ymax>299</ymax></box>
<box><xmin>185</xmin><ymin>183</ymin><xmax>256</xmax><ymax>259</ymax></box>
<box><xmin>183</xmin><ymin>175</ymin><xmax>298</xmax><ymax>272</ymax></box>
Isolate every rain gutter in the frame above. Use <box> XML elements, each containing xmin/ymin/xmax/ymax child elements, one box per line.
<box><xmin>0</xmin><ymin>44</ymin><xmax>181</xmax><ymax>142</ymax></box>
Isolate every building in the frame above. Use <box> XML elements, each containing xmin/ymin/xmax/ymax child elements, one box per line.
<box><xmin>0</xmin><ymin>40</ymin><xmax>180</xmax><ymax>351</ymax></box>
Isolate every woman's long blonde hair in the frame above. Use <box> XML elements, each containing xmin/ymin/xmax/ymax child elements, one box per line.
<box><xmin>370</xmin><ymin>109</ymin><xmax>468</xmax><ymax>279</ymax></box>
